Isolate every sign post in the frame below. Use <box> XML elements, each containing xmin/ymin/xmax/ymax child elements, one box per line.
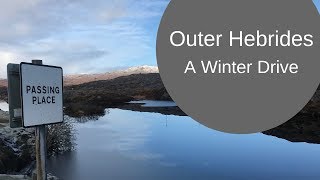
<box><xmin>35</xmin><ymin>116</ymin><xmax>46</xmax><ymax>180</ymax></box>
<box><xmin>33</xmin><ymin>60</ymin><xmax>46</xmax><ymax>180</ymax></box>
<box><xmin>8</xmin><ymin>60</ymin><xmax>64</xmax><ymax>180</ymax></box>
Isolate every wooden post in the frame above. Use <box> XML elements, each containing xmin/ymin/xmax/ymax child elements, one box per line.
<box><xmin>32</xmin><ymin>60</ymin><xmax>47</xmax><ymax>180</ymax></box>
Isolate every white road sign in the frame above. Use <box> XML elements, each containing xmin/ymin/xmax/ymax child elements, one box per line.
<box><xmin>20</xmin><ymin>63</ymin><xmax>63</xmax><ymax>127</ymax></box>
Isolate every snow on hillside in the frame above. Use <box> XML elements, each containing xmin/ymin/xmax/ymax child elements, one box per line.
<box><xmin>0</xmin><ymin>66</ymin><xmax>159</xmax><ymax>87</ymax></box>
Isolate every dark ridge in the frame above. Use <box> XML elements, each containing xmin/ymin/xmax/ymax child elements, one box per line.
<box><xmin>65</xmin><ymin>73</ymin><xmax>171</xmax><ymax>101</ymax></box>
<box><xmin>63</xmin><ymin>73</ymin><xmax>172</xmax><ymax>117</ymax></box>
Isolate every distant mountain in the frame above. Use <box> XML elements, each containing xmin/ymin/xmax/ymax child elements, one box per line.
<box><xmin>0</xmin><ymin>65</ymin><xmax>159</xmax><ymax>87</ymax></box>
<box><xmin>64</xmin><ymin>65</ymin><xmax>158</xmax><ymax>86</ymax></box>
<box><xmin>66</xmin><ymin>73</ymin><xmax>169</xmax><ymax>100</ymax></box>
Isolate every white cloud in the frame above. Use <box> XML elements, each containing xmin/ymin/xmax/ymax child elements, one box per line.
<box><xmin>0</xmin><ymin>51</ymin><xmax>20</xmax><ymax>77</ymax></box>
<box><xmin>0</xmin><ymin>0</ymin><xmax>169</xmax><ymax>78</ymax></box>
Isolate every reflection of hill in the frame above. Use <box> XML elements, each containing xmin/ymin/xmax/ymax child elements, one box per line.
<box><xmin>66</xmin><ymin>103</ymin><xmax>185</xmax><ymax>120</ymax></box>
<box><xmin>263</xmin><ymin>113</ymin><xmax>320</xmax><ymax>144</ymax></box>
<box><xmin>118</xmin><ymin>104</ymin><xmax>186</xmax><ymax>116</ymax></box>
<box><xmin>75</xmin><ymin>114</ymin><xmax>106</xmax><ymax>123</ymax></box>
<box><xmin>263</xmin><ymin>91</ymin><xmax>320</xmax><ymax>144</ymax></box>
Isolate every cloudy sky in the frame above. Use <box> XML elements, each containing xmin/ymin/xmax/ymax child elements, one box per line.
<box><xmin>0</xmin><ymin>0</ymin><xmax>319</xmax><ymax>78</ymax></box>
<box><xmin>0</xmin><ymin>0</ymin><xmax>169</xmax><ymax>78</ymax></box>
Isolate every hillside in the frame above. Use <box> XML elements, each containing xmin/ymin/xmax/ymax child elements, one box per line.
<box><xmin>64</xmin><ymin>73</ymin><xmax>171</xmax><ymax>117</ymax></box>
<box><xmin>0</xmin><ymin>79</ymin><xmax>6</xmax><ymax>87</ymax></box>
<box><xmin>0</xmin><ymin>65</ymin><xmax>159</xmax><ymax>87</ymax></box>
<box><xmin>66</xmin><ymin>73</ymin><xmax>169</xmax><ymax>100</ymax></box>
<box><xmin>64</xmin><ymin>65</ymin><xmax>158</xmax><ymax>86</ymax></box>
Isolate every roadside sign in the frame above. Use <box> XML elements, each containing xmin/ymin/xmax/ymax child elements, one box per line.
<box><xmin>7</xmin><ymin>63</ymin><xmax>22</xmax><ymax>128</ymax></box>
<box><xmin>20</xmin><ymin>62</ymin><xmax>63</xmax><ymax>127</ymax></box>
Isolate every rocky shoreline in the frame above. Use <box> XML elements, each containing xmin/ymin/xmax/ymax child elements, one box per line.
<box><xmin>0</xmin><ymin>110</ymin><xmax>34</xmax><ymax>176</ymax></box>
<box><xmin>0</xmin><ymin>109</ymin><xmax>72</xmax><ymax>179</ymax></box>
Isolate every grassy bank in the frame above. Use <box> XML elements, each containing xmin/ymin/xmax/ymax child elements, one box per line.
<box><xmin>0</xmin><ymin>110</ymin><xmax>75</xmax><ymax>177</ymax></box>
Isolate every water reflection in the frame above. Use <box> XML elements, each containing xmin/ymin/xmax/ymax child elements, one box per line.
<box><xmin>129</xmin><ymin>100</ymin><xmax>177</xmax><ymax>107</ymax></box>
<box><xmin>48</xmin><ymin>108</ymin><xmax>320</xmax><ymax>180</ymax></box>
<box><xmin>75</xmin><ymin>109</ymin><xmax>110</xmax><ymax>123</ymax></box>
<box><xmin>264</xmin><ymin>113</ymin><xmax>320</xmax><ymax>144</ymax></box>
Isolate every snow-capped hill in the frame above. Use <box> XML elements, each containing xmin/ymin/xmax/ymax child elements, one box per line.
<box><xmin>64</xmin><ymin>66</ymin><xmax>159</xmax><ymax>86</ymax></box>
<box><xmin>0</xmin><ymin>66</ymin><xmax>159</xmax><ymax>87</ymax></box>
<box><xmin>124</xmin><ymin>65</ymin><xmax>159</xmax><ymax>73</ymax></box>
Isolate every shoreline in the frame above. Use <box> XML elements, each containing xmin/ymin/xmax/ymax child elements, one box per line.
<box><xmin>0</xmin><ymin>110</ymin><xmax>34</xmax><ymax>176</ymax></box>
<box><xmin>0</xmin><ymin>110</ymin><xmax>67</xmax><ymax>179</ymax></box>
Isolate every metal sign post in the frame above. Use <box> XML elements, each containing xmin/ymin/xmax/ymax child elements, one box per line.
<box><xmin>32</xmin><ymin>60</ymin><xmax>47</xmax><ymax>180</ymax></box>
<box><xmin>36</xmin><ymin>123</ymin><xmax>47</xmax><ymax>180</ymax></box>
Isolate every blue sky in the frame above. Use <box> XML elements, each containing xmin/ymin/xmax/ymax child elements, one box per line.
<box><xmin>315</xmin><ymin>0</ymin><xmax>320</xmax><ymax>12</ymax></box>
<box><xmin>0</xmin><ymin>0</ymin><xmax>169</xmax><ymax>77</ymax></box>
<box><xmin>0</xmin><ymin>0</ymin><xmax>319</xmax><ymax>78</ymax></box>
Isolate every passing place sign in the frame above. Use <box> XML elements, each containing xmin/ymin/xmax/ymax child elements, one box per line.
<box><xmin>20</xmin><ymin>63</ymin><xmax>63</xmax><ymax>127</ymax></box>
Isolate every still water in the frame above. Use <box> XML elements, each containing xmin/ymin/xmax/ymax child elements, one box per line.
<box><xmin>0</xmin><ymin>101</ymin><xmax>9</xmax><ymax>111</ymax></box>
<box><xmin>129</xmin><ymin>100</ymin><xmax>177</xmax><ymax>107</ymax></box>
<box><xmin>47</xmin><ymin>104</ymin><xmax>320</xmax><ymax>180</ymax></box>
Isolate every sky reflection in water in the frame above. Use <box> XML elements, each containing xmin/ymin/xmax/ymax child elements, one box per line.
<box><xmin>47</xmin><ymin>108</ymin><xmax>320</xmax><ymax>180</ymax></box>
